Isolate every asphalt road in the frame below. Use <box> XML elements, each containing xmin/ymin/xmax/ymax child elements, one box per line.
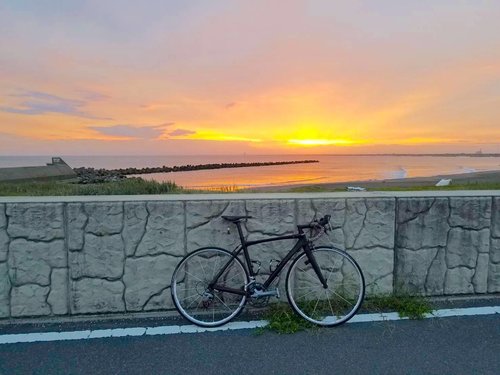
<box><xmin>0</xmin><ymin>314</ymin><xmax>499</xmax><ymax>375</ymax></box>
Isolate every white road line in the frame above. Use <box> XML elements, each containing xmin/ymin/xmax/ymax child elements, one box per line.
<box><xmin>428</xmin><ymin>306</ymin><xmax>500</xmax><ymax>318</ymax></box>
<box><xmin>0</xmin><ymin>306</ymin><xmax>498</xmax><ymax>345</ymax></box>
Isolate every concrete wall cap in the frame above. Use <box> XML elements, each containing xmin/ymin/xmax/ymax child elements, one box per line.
<box><xmin>0</xmin><ymin>190</ymin><xmax>500</xmax><ymax>203</ymax></box>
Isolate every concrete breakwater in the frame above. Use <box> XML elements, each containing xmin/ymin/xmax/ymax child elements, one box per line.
<box><xmin>0</xmin><ymin>157</ymin><xmax>76</xmax><ymax>183</ymax></box>
<box><xmin>0</xmin><ymin>191</ymin><xmax>498</xmax><ymax>320</ymax></box>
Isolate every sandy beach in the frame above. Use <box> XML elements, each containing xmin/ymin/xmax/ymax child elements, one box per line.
<box><xmin>249</xmin><ymin>169</ymin><xmax>500</xmax><ymax>192</ymax></box>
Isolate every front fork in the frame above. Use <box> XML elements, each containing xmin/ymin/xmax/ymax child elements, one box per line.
<box><xmin>303</xmin><ymin>242</ymin><xmax>328</xmax><ymax>289</ymax></box>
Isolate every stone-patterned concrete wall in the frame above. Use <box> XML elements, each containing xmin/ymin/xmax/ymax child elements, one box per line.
<box><xmin>0</xmin><ymin>195</ymin><xmax>498</xmax><ymax>320</ymax></box>
<box><xmin>394</xmin><ymin>197</ymin><xmax>495</xmax><ymax>295</ymax></box>
<box><xmin>67</xmin><ymin>201</ymin><xmax>184</xmax><ymax>315</ymax></box>
<box><xmin>297</xmin><ymin>198</ymin><xmax>395</xmax><ymax>294</ymax></box>
<box><xmin>5</xmin><ymin>203</ymin><xmax>67</xmax><ymax>317</ymax></box>
<box><xmin>490</xmin><ymin>198</ymin><xmax>500</xmax><ymax>293</ymax></box>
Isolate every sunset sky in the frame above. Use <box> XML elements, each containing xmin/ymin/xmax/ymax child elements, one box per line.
<box><xmin>1</xmin><ymin>1</ymin><xmax>500</xmax><ymax>155</ymax></box>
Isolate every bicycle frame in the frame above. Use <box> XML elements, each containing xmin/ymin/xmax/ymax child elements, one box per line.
<box><xmin>208</xmin><ymin>221</ymin><xmax>328</xmax><ymax>296</ymax></box>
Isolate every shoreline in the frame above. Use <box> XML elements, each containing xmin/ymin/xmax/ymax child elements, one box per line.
<box><xmin>247</xmin><ymin>169</ymin><xmax>500</xmax><ymax>192</ymax></box>
<box><xmin>73</xmin><ymin>159</ymin><xmax>318</xmax><ymax>184</ymax></box>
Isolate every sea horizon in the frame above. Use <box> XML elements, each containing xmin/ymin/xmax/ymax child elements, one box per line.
<box><xmin>1</xmin><ymin>154</ymin><xmax>500</xmax><ymax>189</ymax></box>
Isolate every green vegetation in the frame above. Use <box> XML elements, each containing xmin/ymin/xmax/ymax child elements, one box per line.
<box><xmin>258</xmin><ymin>303</ymin><xmax>314</xmax><ymax>334</ymax></box>
<box><xmin>363</xmin><ymin>294</ymin><xmax>433</xmax><ymax>320</ymax></box>
<box><xmin>284</xmin><ymin>185</ymin><xmax>346</xmax><ymax>193</ymax></box>
<box><xmin>257</xmin><ymin>293</ymin><xmax>432</xmax><ymax>335</ymax></box>
<box><xmin>201</xmin><ymin>185</ymin><xmax>242</xmax><ymax>193</ymax></box>
<box><xmin>1</xmin><ymin>177</ymin><xmax>498</xmax><ymax>196</ymax></box>
<box><xmin>0</xmin><ymin>178</ymin><xmax>183</xmax><ymax>196</ymax></box>
<box><xmin>375</xmin><ymin>181</ymin><xmax>500</xmax><ymax>191</ymax></box>
<box><xmin>282</xmin><ymin>181</ymin><xmax>500</xmax><ymax>193</ymax></box>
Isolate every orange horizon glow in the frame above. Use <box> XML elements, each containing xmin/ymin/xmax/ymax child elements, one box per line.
<box><xmin>1</xmin><ymin>2</ymin><xmax>500</xmax><ymax>155</ymax></box>
<box><xmin>287</xmin><ymin>139</ymin><xmax>355</xmax><ymax>146</ymax></box>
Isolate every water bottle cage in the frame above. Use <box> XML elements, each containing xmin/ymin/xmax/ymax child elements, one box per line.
<box><xmin>251</xmin><ymin>260</ymin><xmax>262</xmax><ymax>275</ymax></box>
<box><xmin>269</xmin><ymin>259</ymin><xmax>280</xmax><ymax>273</ymax></box>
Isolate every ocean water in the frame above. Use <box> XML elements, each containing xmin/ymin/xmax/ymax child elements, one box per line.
<box><xmin>1</xmin><ymin>155</ymin><xmax>499</xmax><ymax>189</ymax></box>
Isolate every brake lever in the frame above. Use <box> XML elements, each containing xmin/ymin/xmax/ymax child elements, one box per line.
<box><xmin>319</xmin><ymin>215</ymin><xmax>332</xmax><ymax>233</ymax></box>
<box><xmin>325</xmin><ymin>222</ymin><xmax>332</xmax><ymax>233</ymax></box>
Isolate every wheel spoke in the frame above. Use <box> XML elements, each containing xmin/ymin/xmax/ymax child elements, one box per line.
<box><xmin>185</xmin><ymin>294</ymin><xmax>203</xmax><ymax>309</ymax></box>
<box><xmin>213</xmin><ymin>293</ymin><xmax>232</xmax><ymax>311</ymax></box>
<box><xmin>198</xmin><ymin>258</ymin><xmax>208</xmax><ymax>281</ymax></box>
<box><xmin>297</xmin><ymin>268</ymin><xmax>320</xmax><ymax>282</ymax></box>
<box><xmin>325</xmin><ymin>258</ymin><xmax>337</xmax><ymax>284</ymax></box>
<box><xmin>171</xmin><ymin>248</ymin><xmax>248</xmax><ymax>327</ymax></box>
<box><xmin>185</xmin><ymin>271</ymin><xmax>204</xmax><ymax>283</ymax></box>
<box><xmin>212</xmin><ymin>254</ymin><xmax>221</xmax><ymax>280</ymax></box>
<box><xmin>287</xmin><ymin>248</ymin><xmax>364</xmax><ymax>327</ymax></box>
<box><xmin>297</xmin><ymin>287</ymin><xmax>320</xmax><ymax>301</ymax></box>
<box><xmin>311</xmin><ymin>291</ymin><xmax>323</xmax><ymax>318</ymax></box>
<box><xmin>182</xmin><ymin>292</ymin><xmax>202</xmax><ymax>303</ymax></box>
<box><xmin>223</xmin><ymin>270</ymin><xmax>243</xmax><ymax>284</ymax></box>
<box><xmin>331</xmin><ymin>290</ymin><xmax>354</xmax><ymax>306</ymax></box>
<box><xmin>325</xmin><ymin>289</ymin><xmax>337</xmax><ymax>319</ymax></box>
<box><xmin>294</xmin><ymin>286</ymin><xmax>321</xmax><ymax>290</ymax></box>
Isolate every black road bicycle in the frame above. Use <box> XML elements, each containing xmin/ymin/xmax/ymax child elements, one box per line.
<box><xmin>171</xmin><ymin>214</ymin><xmax>365</xmax><ymax>327</ymax></box>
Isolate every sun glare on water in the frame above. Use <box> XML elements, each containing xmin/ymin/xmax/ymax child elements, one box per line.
<box><xmin>287</xmin><ymin>139</ymin><xmax>354</xmax><ymax>146</ymax></box>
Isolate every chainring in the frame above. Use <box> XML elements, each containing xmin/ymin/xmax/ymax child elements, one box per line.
<box><xmin>247</xmin><ymin>282</ymin><xmax>271</xmax><ymax>307</ymax></box>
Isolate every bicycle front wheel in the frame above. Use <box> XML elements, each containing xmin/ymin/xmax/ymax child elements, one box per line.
<box><xmin>286</xmin><ymin>246</ymin><xmax>365</xmax><ymax>326</ymax></box>
<box><xmin>171</xmin><ymin>247</ymin><xmax>249</xmax><ymax>327</ymax></box>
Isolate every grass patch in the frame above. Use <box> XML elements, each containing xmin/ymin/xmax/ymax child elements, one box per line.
<box><xmin>282</xmin><ymin>181</ymin><xmax>500</xmax><ymax>193</ymax></box>
<box><xmin>374</xmin><ymin>181</ymin><xmax>500</xmax><ymax>192</ymax></box>
<box><xmin>0</xmin><ymin>178</ymin><xmax>183</xmax><ymax>196</ymax></box>
<box><xmin>2</xmin><ymin>178</ymin><xmax>498</xmax><ymax>197</ymax></box>
<box><xmin>257</xmin><ymin>293</ymin><xmax>432</xmax><ymax>334</ymax></box>
<box><xmin>285</xmin><ymin>185</ymin><xmax>346</xmax><ymax>193</ymax></box>
<box><xmin>260</xmin><ymin>303</ymin><xmax>314</xmax><ymax>334</ymax></box>
<box><xmin>193</xmin><ymin>185</ymin><xmax>243</xmax><ymax>193</ymax></box>
<box><xmin>364</xmin><ymin>294</ymin><xmax>433</xmax><ymax>320</ymax></box>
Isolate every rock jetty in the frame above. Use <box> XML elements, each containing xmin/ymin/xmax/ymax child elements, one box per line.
<box><xmin>73</xmin><ymin>168</ymin><xmax>127</xmax><ymax>184</ymax></box>
<box><xmin>73</xmin><ymin>160</ymin><xmax>319</xmax><ymax>184</ymax></box>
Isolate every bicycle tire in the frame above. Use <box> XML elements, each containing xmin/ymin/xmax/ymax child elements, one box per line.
<box><xmin>171</xmin><ymin>247</ymin><xmax>249</xmax><ymax>327</ymax></box>
<box><xmin>286</xmin><ymin>246</ymin><xmax>365</xmax><ymax>326</ymax></box>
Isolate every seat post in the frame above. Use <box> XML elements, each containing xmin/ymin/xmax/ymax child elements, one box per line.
<box><xmin>232</xmin><ymin>220</ymin><xmax>255</xmax><ymax>275</ymax></box>
<box><xmin>234</xmin><ymin>221</ymin><xmax>246</xmax><ymax>245</ymax></box>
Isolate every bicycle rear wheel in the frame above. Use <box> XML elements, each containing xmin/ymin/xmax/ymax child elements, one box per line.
<box><xmin>171</xmin><ymin>247</ymin><xmax>249</xmax><ymax>327</ymax></box>
<box><xmin>286</xmin><ymin>246</ymin><xmax>365</xmax><ymax>326</ymax></box>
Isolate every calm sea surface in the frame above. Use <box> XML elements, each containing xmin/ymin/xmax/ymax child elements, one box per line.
<box><xmin>1</xmin><ymin>155</ymin><xmax>499</xmax><ymax>189</ymax></box>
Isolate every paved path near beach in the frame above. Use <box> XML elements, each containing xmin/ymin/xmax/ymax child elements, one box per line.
<box><xmin>0</xmin><ymin>313</ymin><xmax>499</xmax><ymax>375</ymax></box>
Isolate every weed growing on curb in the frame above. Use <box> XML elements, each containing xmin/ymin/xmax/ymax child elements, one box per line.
<box><xmin>260</xmin><ymin>303</ymin><xmax>315</xmax><ymax>334</ymax></box>
<box><xmin>364</xmin><ymin>294</ymin><xmax>432</xmax><ymax>320</ymax></box>
<box><xmin>257</xmin><ymin>294</ymin><xmax>432</xmax><ymax>335</ymax></box>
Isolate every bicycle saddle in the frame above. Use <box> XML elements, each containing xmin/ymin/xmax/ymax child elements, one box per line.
<box><xmin>221</xmin><ymin>215</ymin><xmax>253</xmax><ymax>223</ymax></box>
